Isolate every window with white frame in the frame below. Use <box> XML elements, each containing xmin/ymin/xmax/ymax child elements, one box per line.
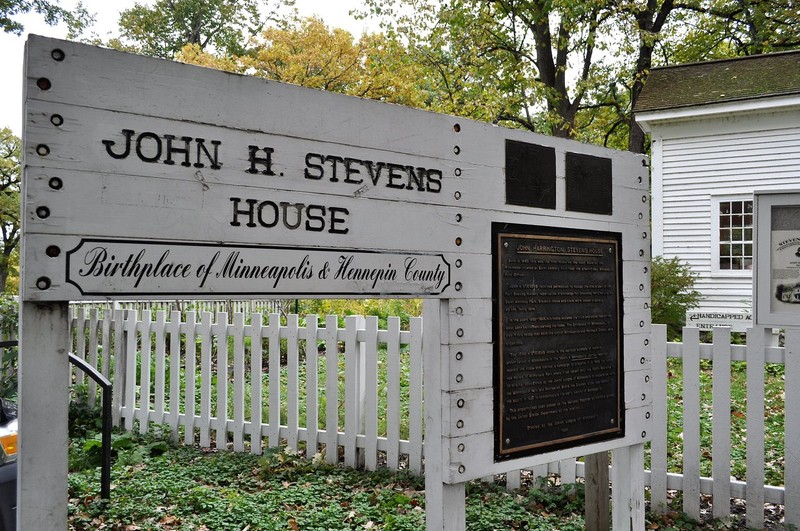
<box><xmin>714</xmin><ymin>197</ymin><xmax>753</xmax><ymax>272</ymax></box>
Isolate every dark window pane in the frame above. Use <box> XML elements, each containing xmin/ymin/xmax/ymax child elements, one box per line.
<box><xmin>720</xmin><ymin>229</ymin><xmax>730</xmax><ymax>242</ymax></box>
<box><xmin>743</xmin><ymin>258</ymin><xmax>753</xmax><ymax>269</ymax></box>
<box><xmin>732</xmin><ymin>244</ymin><xmax>743</xmax><ymax>257</ymax></box>
<box><xmin>721</xmin><ymin>215</ymin><xmax>731</xmax><ymax>228</ymax></box>
<box><xmin>744</xmin><ymin>214</ymin><xmax>753</xmax><ymax>227</ymax></box>
<box><xmin>732</xmin><ymin>257</ymin><xmax>742</xmax><ymax>269</ymax></box>
<box><xmin>720</xmin><ymin>244</ymin><xmax>731</xmax><ymax>256</ymax></box>
<box><xmin>745</xmin><ymin>228</ymin><xmax>753</xmax><ymax>241</ymax></box>
<box><xmin>732</xmin><ymin>201</ymin><xmax>742</xmax><ymax>214</ymax></box>
<box><xmin>721</xmin><ymin>258</ymin><xmax>731</xmax><ymax>269</ymax></box>
<box><xmin>745</xmin><ymin>243</ymin><xmax>753</xmax><ymax>256</ymax></box>
<box><xmin>745</xmin><ymin>201</ymin><xmax>754</xmax><ymax>213</ymax></box>
<box><xmin>732</xmin><ymin>214</ymin><xmax>743</xmax><ymax>227</ymax></box>
<box><xmin>720</xmin><ymin>202</ymin><xmax>731</xmax><ymax>214</ymax></box>
<box><xmin>732</xmin><ymin>228</ymin><xmax>743</xmax><ymax>241</ymax></box>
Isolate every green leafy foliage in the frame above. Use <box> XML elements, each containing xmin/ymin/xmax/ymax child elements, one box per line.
<box><xmin>0</xmin><ymin>294</ymin><xmax>18</xmax><ymax>399</ymax></box>
<box><xmin>0</xmin><ymin>128</ymin><xmax>21</xmax><ymax>294</ymax></box>
<box><xmin>110</xmin><ymin>0</ymin><xmax>291</xmax><ymax>58</ymax></box>
<box><xmin>650</xmin><ymin>256</ymin><xmax>702</xmax><ymax>341</ymax></box>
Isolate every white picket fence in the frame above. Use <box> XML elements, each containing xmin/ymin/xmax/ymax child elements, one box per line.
<box><xmin>67</xmin><ymin>308</ymin><xmax>799</xmax><ymax>527</ymax></box>
<box><xmin>70</xmin><ymin>307</ymin><xmax>424</xmax><ymax>473</ymax></box>
<box><xmin>650</xmin><ymin>324</ymin><xmax>800</xmax><ymax>528</ymax></box>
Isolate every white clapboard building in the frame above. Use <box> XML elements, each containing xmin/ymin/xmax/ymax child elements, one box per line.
<box><xmin>635</xmin><ymin>51</ymin><xmax>800</xmax><ymax>327</ymax></box>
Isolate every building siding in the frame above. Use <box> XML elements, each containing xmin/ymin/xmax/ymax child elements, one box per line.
<box><xmin>657</xmin><ymin>117</ymin><xmax>800</xmax><ymax>314</ymax></box>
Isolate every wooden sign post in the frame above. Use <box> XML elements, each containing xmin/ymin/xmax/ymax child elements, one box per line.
<box><xmin>20</xmin><ymin>36</ymin><xmax>652</xmax><ymax>530</ymax></box>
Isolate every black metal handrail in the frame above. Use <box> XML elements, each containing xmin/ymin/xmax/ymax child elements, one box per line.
<box><xmin>67</xmin><ymin>352</ymin><xmax>112</xmax><ymax>500</ymax></box>
<box><xmin>0</xmin><ymin>340</ymin><xmax>112</xmax><ymax>500</ymax></box>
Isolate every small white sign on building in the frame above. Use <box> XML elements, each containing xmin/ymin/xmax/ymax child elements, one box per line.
<box><xmin>754</xmin><ymin>190</ymin><xmax>800</xmax><ymax>328</ymax></box>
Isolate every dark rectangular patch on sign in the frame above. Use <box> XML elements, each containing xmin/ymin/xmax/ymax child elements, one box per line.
<box><xmin>566</xmin><ymin>152</ymin><xmax>612</xmax><ymax>215</ymax></box>
<box><xmin>505</xmin><ymin>140</ymin><xmax>556</xmax><ymax>209</ymax></box>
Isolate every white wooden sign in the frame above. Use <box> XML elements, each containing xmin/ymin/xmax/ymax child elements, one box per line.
<box><xmin>21</xmin><ymin>35</ymin><xmax>652</xmax><ymax>530</ymax></box>
<box><xmin>754</xmin><ymin>189</ymin><xmax>800</xmax><ymax>328</ymax></box>
<box><xmin>686</xmin><ymin>310</ymin><xmax>752</xmax><ymax>332</ymax></box>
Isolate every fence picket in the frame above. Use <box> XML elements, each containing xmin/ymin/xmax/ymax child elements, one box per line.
<box><xmin>168</xmin><ymin>310</ymin><xmax>181</xmax><ymax>439</ymax></box>
<box><xmin>111</xmin><ymin>309</ymin><xmax>125</xmax><ymax>427</ymax></box>
<box><xmin>232</xmin><ymin>312</ymin><xmax>246</xmax><ymax>452</ymax></box>
<box><xmin>324</xmin><ymin>315</ymin><xmax>339</xmax><ymax>465</ymax></box>
<box><xmin>344</xmin><ymin>315</ymin><xmax>360</xmax><ymax>467</ymax></box>
<box><xmin>408</xmin><ymin>316</ymin><xmax>423</xmax><ymax>474</ymax></box>
<box><xmin>651</xmin><ymin>323</ymin><xmax>668</xmax><ymax>513</ymax></box>
<box><xmin>183</xmin><ymin>311</ymin><xmax>197</xmax><ymax>446</ymax></box>
<box><xmin>268</xmin><ymin>313</ymin><xmax>282</xmax><ymax>448</ymax></box>
<box><xmin>712</xmin><ymin>327</ymin><xmax>732</xmax><ymax>518</ymax></box>
<box><xmin>786</xmin><ymin>328</ymin><xmax>800</xmax><ymax>527</ymax></box>
<box><xmin>682</xmin><ymin>327</ymin><xmax>701</xmax><ymax>520</ymax></box>
<box><xmin>138</xmin><ymin>312</ymin><xmax>153</xmax><ymax>434</ymax></box>
<box><xmin>305</xmin><ymin>315</ymin><xmax>319</xmax><ymax>456</ymax></box>
<box><xmin>215</xmin><ymin>312</ymin><xmax>229</xmax><ymax>450</ymax></box>
<box><xmin>87</xmin><ymin>309</ymin><xmax>99</xmax><ymax>408</ymax></box>
<box><xmin>386</xmin><ymin>317</ymin><xmax>401</xmax><ymax>470</ymax></box>
<box><xmin>250</xmin><ymin>313</ymin><xmax>264</xmax><ymax>455</ymax></box>
<box><xmin>153</xmin><ymin>310</ymin><xmax>166</xmax><ymax>425</ymax></box>
<box><xmin>364</xmin><ymin>316</ymin><xmax>379</xmax><ymax>471</ymax></box>
<box><xmin>198</xmin><ymin>311</ymin><xmax>213</xmax><ymax>448</ymax></box>
<box><xmin>286</xmin><ymin>314</ymin><xmax>300</xmax><ymax>451</ymax></box>
<box><xmin>746</xmin><ymin>328</ymin><xmax>767</xmax><ymax>527</ymax></box>
<box><xmin>75</xmin><ymin>307</ymin><xmax>86</xmax><ymax>387</ymax></box>
<box><xmin>100</xmin><ymin>308</ymin><xmax>112</xmax><ymax>391</ymax></box>
<box><xmin>123</xmin><ymin>310</ymin><xmax>138</xmax><ymax>431</ymax></box>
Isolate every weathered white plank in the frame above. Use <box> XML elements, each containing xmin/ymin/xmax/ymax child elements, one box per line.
<box><xmin>17</xmin><ymin>302</ymin><xmax>70</xmax><ymax>531</ymax></box>
<box><xmin>344</xmin><ymin>315</ymin><xmax>360</xmax><ymax>468</ymax></box>
<box><xmin>324</xmin><ymin>315</ymin><xmax>340</xmax><ymax>465</ymax></box>
<box><xmin>215</xmin><ymin>312</ymin><xmax>229</xmax><ymax>449</ymax></box>
<box><xmin>285</xmin><ymin>314</ymin><xmax>300</xmax><ymax>451</ymax></box>
<box><xmin>560</xmin><ymin>458</ymin><xmax>576</xmax><ymax>486</ymax></box>
<box><xmin>167</xmin><ymin>310</ymin><xmax>181</xmax><ymax>439</ymax></box>
<box><xmin>123</xmin><ymin>310</ymin><xmax>138</xmax><ymax>431</ymax></box>
<box><xmin>424</xmin><ymin>299</ymin><xmax>466</xmax><ymax>531</ymax></box>
<box><xmin>613</xmin><ymin>443</ymin><xmax>646</xmax><ymax>530</ymax></box>
<box><xmin>198</xmin><ymin>311</ymin><xmax>213</xmax><ymax>447</ymax></box>
<box><xmin>249</xmin><ymin>313</ymin><xmax>264</xmax><ymax>455</ymax></box>
<box><xmin>408</xmin><ymin>316</ymin><xmax>424</xmax><ymax>474</ymax></box>
<box><xmin>746</xmin><ymin>328</ymin><xmax>767</xmax><ymax>528</ymax></box>
<box><xmin>24</xmin><ymin>37</ymin><xmax>647</xmax><ymax>207</ymax></box>
<box><xmin>87</xmin><ymin>308</ymin><xmax>99</xmax><ymax>408</ymax></box>
<box><xmin>650</xmin><ymin>324</ymin><xmax>669</xmax><ymax>513</ymax></box>
<box><xmin>304</xmin><ymin>314</ymin><xmax>319</xmax><ymax>455</ymax></box>
<box><xmin>137</xmin><ymin>312</ymin><xmax>152</xmax><ymax>434</ymax></box>
<box><xmin>363</xmin><ymin>316</ymin><xmax>379</xmax><ymax>471</ymax></box>
<box><xmin>232</xmin><ymin>312</ymin><xmax>246</xmax><ymax>452</ymax></box>
<box><xmin>183</xmin><ymin>311</ymin><xmax>197</xmax><ymax>445</ymax></box>
<box><xmin>712</xmin><ymin>326</ymin><xmax>732</xmax><ymax>518</ymax></box>
<box><xmin>268</xmin><ymin>313</ymin><xmax>282</xmax><ymax>448</ymax></box>
<box><xmin>444</xmin><ymin>405</ymin><xmax>651</xmax><ymax>484</ymax></box>
<box><xmin>682</xmin><ymin>326</ymin><xmax>701</xmax><ymax>520</ymax></box>
<box><xmin>385</xmin><ymin>316</ymin><xmax>401</xmax><ymax>470</ymax></box>
<box><xmin>786</xmin><ymin>328</ymin><xmax>800</xmax><ymax>527</ymax></box>
<box><xmin>100</xmin><ymin>308</ymin><xmax>112</xmax><ymax>381</ymax></box>
<box><xmin>506</xmin><ymin>470</ymin><xmax>521</xmax><ymax>491</ymax></box>
<box><xmin>111</xmin><ymin>309</ymin><xmax>125</xmax><ymax>427</ymax></box>
<box><xmin>75</xmin><ymin>306</ymin><xmax>86</xmax><ymax>387</ymax></box>
<box><xmin>153</xmin><ymin>310</ymin><xmax>166</xmax><ymax>424</ymax></box>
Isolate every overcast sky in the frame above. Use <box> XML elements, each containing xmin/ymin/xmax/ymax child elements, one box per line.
<box><xmin>0</xmin><ymin>0</ymin><xmax>373</xmax><ymax>135</ymax></box>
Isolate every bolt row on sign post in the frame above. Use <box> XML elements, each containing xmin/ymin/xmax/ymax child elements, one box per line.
<box><xmin>19</xmin><ymin>36</ymin><xmax>652</xmax><ymax>530</ymax></box>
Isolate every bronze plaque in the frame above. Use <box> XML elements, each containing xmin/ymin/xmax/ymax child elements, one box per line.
<box><xmin>493</xmin><ymin>224</ymin><xmax>623</xmax><ymax>459</ymax></box>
